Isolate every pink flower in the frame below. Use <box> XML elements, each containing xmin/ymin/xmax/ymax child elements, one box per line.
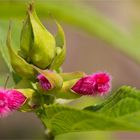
<box><xmin>0</xmin><ymin>89</ymin><xmax>26</xmax><ymax>117</ymax></box>
<box><xmin>7</xmin><ymin>90</ymin><xmax>26</xmax><ymax>110</ymax></box>
<box><xmin>0</xmin><ymin>90</ymin><xmax>10</xmax><ymax>117</ymax></box>
<box><xmin>71</xmin><ymin>72</ymin><xmax>111</xmax><ymax>96</ymax></box>
<box><xmin>37</xmin><ymin>74</ymin><xmax>51</xmax><ymax>91</ymax></box>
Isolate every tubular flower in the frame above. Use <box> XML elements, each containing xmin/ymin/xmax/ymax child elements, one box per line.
<box><xmin>71</xmin><ymin>72</ymin><xmax>111</xmax><ymax>96</ymax></box>
<box><xmin>37</xmin><ymin>74</ymin><xmax>51</xmax><ymax>91</ymax></box>
<box><xmin>0</xmin><ymin>89</ymin><xmax>26</xmax><ymax>117</ymax></box>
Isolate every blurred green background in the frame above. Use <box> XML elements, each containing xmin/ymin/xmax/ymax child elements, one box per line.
<box><xmin>1</xmin><ymin>0</ymin><xmax>140</xmax><ymax>139</ymax></box>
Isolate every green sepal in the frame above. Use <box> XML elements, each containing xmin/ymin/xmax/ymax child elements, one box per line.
<box><xmin>6</xmin><ymin>23</ymin><xmax>38</xmax><ymax>80</ymax></box>
<box><xmin>17</xmin><ymin>88</ymin><xmax>40</xmax><ymax>112</ymax></box>
<box><xmin>55</xmin><ymin>79</ymin><xmax>81</xmax><ymax>99</ymax></box>
<box><xmin>27</xmin><ymin>4</ymin><xmax>56</xmax><ymax>69</ymax></box>
<box><xmin>50</xmin><ymin>21</ymin><xmax>66</xmax><ymax>70</ymax></box>
<box><xmin>15</xmin><ymin>78</ymin><xmax>33</xmax><ymax>89</ymax></box>
<box><xmin>20</xmin><ymin>14</ymin><xmax>33</xmax><ymax>60</ymax></box>
<box><xmin>60</xmin><ymin>71</ymin><xmax>86</xmax><ymax>81</ymax></box>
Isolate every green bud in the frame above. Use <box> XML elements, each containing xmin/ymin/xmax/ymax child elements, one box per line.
<box><xmin>17</xmin><ymin>88</ymin><xmax>40</xmax><ymax>112</ymax></box>
<box><xmin>50</xmin><ymin>21</ymin><xmax>66</xmax><ymax>70</ymax></box>
<box><xmin>6</xmin><ymin>23</ymin><xmax>38</xmax><ymax>80</ymax></box>
<box><xmin>20</xmin><ymin>4</ymin><xmax>56</xmax><ymax>69</ymax></box>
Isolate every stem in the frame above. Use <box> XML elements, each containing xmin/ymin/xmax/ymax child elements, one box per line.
<box><xmin>44</xmin><ymin>129</ymin><xmax>55</xmax><ymax>140</ymax></box>
<box><xmin>4</xmin><ymin>74</ymin><xmax>10</xmax><ymax>89</ymax></box>
<box><xmin>35</xmin><ymin>107</ymin><xmax>55</xmax><ymax>140</ymax></box>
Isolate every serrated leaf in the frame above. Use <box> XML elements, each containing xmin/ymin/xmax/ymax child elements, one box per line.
<box><xmin>37</xmin><ymin>105</ymin><xmax>140</xmax><ymax>136</ymax></box>
<box><xmin>37</xmin><ymin>86</ymin><xmax>140</xmax><ymax>136</ymax></box>
<box><xmin>85</xmin><ymin>86</ymin><xmax>140</xmax><ymax>118</ymax></box>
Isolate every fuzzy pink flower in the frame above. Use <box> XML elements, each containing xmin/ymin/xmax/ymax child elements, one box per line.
<box><xmin>7</xmin><ymin>90</ymin><xmax>26</xmax><ymax>110</ymax></box>
<box><xmin>0</xmin><ymin>89</ymin><xmax>26</xmax><ymax>117</ymax></box>
<box><xmin>37</xmin><ymin>74</ymin><xmax>51</xmax><ymax>91</ymax></box>
<box><xmin>71</xmin><ymin>72</ymin><xmax>111</xmax><ymax>96</ymax></box>
<box><xmin>0</xmin><ymin>90</ymin><xmax>10</xmax><ymax>117</ymax></box>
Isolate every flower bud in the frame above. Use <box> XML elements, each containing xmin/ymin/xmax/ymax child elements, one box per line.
<box><xmin>37</xmin><ymin>74</ymin><xmax>51</xmax><ymax>91</ymax></box>
<box><xmin>50</xmin><ymin>21</ymin><xmax>66</xmax><ymax>70</ymax></box>
<box><xmin>6</xmin><ymin>23</ymin><xmax>38</xmax><ymax>80</ymax></box>
<box><xmin>71</xmin><ymin>72</ymin><xmax>111</xmax><ymax>96</ymax></box>
<box><xmin>20</xmin><ymin>4</ymin><xmax>56</xmax><ymax>69</ymax></box>
<box><xmin>36</xmin><ymin>69</ymin><xmax>63</xmax><ymax>92</ymax></box>
<box><xmin>0</xmin><ymin>89</ymin><xmax>26</xmax><ymax>117</ymax></box>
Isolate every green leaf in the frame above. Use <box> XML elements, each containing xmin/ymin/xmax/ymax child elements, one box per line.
<box><xmin>37</xmin><ymin>105</ymin><xmax>140</xmax><ymax>136</ymax></box>
<box><xmin>0</xmin><ymin>20</ymin><xmax>21</xmax><ymax>71</ymax></box>
<box><xmin>0</xmin><ymin>20</ymin><xmax>22</xmax><ymax>85</ymax></box>
<box><xmin>84</xmin><ymin>86</ymin><xmax>140</xmax><ymax>128</ymax></box>
<box><xmin>37</xmin><ymin>86</ymin><xmax>140</xmax><ymax>136</ymax></box>
<box><xmin>85</xmin><ymin>86</ymin><xmax>140</xmax><ymax>118</ymax></box>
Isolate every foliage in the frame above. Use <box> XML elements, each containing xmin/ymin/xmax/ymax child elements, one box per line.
<box><xmin>36</xmin><ymin>86</ymin><xmax>140</xmax><ymax>137</ymax></box>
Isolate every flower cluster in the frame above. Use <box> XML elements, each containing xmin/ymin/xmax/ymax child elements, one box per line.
<box><xmin>2</xmin><ymin>3</ymin><xmax>112</xmax><ymax>118</ymax></box>
<box><xmin>38</xmin><ymin>72</ymin><xmax>111</xmax><ymax>96</ymax></box>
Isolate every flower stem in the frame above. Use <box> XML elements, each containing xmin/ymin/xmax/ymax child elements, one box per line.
<box><xmin>44</xmin><ymin>129</ymin><xmax>55</xmax><ymax>140</ymax></box>
<box><xmin>35</xmin><ymin>107</ymin><xmax>55</xmax><ymax>140</ymax></box>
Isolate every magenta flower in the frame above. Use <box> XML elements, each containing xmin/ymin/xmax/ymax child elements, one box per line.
<box><xmin>71</xmin><ymin>72</ymin><xmax>111</xmax><ymax>96</ymax></box>
<box><xmin>0</xmin><ymin>90</ymin><xmax>10</xmax><ymax>117</ymax></box>
<box><xmin>7</xmin><ymin>90</ymin><xmax>26</xmax><ymax>110</ymax></box>
<box><xmin>37</xmin><ymin>74</ymin><xmax>51</xmax><ymax>91</ymax></box>
<box><xmin>0</xmin><ymin>89</ymin><xmax>26</xmax><ymax>117</ymax></box>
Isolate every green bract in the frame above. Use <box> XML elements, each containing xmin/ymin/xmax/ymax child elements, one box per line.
<box><xmin>17</xmin><ymin>88</ymin><xmax>40</xmax><ymax>112</ymax></box>
<box><xmin>19</xmin><ymin>13</ymin><xmax>33</xmax><ymax>60</ymax></box>
<box><xmin>7</xmin><ymin>23</ymin><xmax>38</xmax><ymax>80</ymax></box>
<box><xmin>50</xmin><ymin>21</ymin><xmax>66</xmax><ymax>70</ymax></box>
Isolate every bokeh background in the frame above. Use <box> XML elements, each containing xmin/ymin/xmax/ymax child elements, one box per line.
<box><xmin>0</xmin><ymin>0</ymin><xmax>140</xmax><ymax>139</ymax></box>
